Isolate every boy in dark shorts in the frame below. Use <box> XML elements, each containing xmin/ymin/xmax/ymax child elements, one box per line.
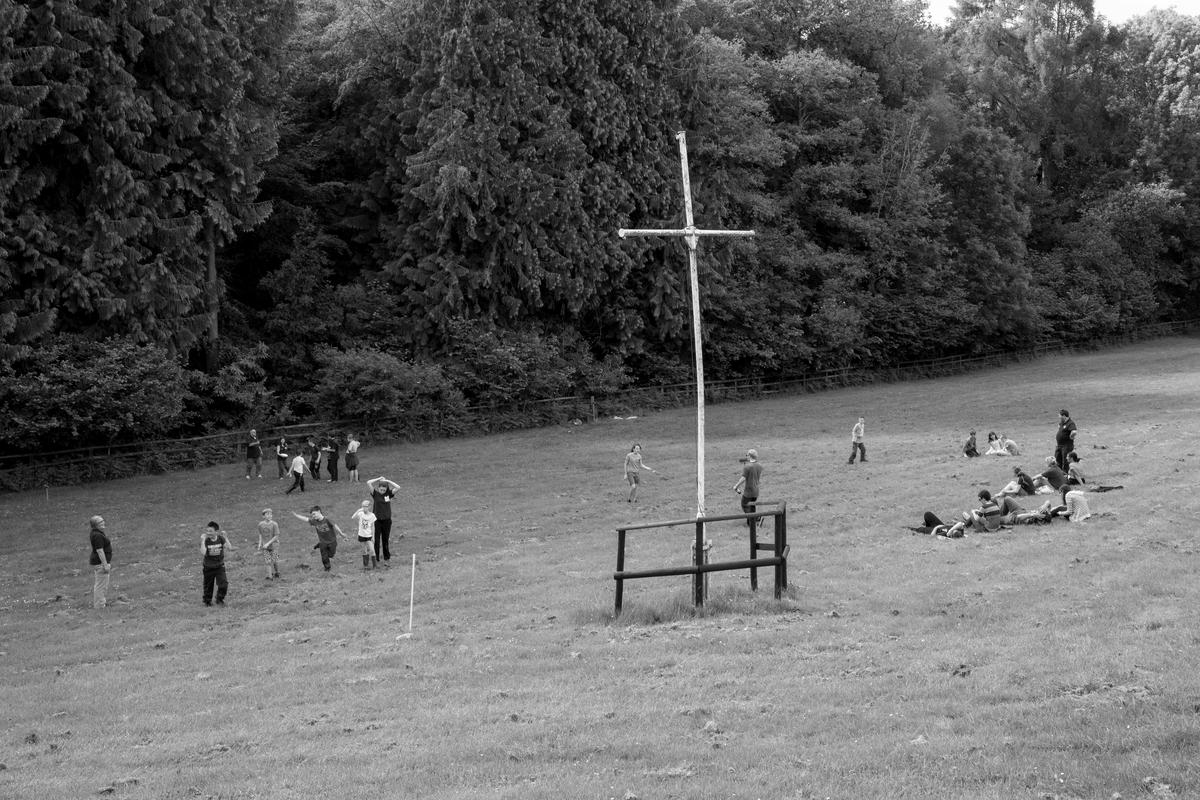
<box><xmin>293</xmin><ymin>506</ymin><xmax>347</xmax><ymax>571</ymax></box>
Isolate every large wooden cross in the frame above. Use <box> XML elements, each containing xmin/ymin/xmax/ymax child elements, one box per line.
<box><xmin>618</xmin><ymin>131</ymin><xmax>755</xmax><ymax>518</ymax></box>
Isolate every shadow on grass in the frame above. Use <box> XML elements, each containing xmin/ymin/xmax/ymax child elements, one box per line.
<box><xmin>577</xmin><ymin>584</ymin><xmax>810</xmax><ymax>627</ymax></box>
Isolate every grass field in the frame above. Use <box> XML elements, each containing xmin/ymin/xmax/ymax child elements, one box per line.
<box><xmin>3</xmin><ymin>336</ymin><xmax>1200</xmax><ymax>799</ymax></box>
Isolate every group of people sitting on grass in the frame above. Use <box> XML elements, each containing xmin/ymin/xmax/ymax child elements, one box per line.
<box><xmin>962</xmin><ymin>430</ymin><xmax>1020</xmax><ymax>457</ymax></box>
<box><xmin>911</xmin><ymin>452</ymin><xmax>1122</xmax><ymax>539</ymax></box>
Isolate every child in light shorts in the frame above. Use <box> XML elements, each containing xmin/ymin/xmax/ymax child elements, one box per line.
<box><xmin>351</xmin><ymin>499</ymin><xmax>377</xmax><ymax>570</ymax></box>
<box><xmin>257</xmin><ymin>508</ymin><xmax>281</xmax><ymax>579</ymax></box>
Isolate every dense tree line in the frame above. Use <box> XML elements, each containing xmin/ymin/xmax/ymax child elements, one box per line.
<box><xmin>2</xmin><ymin>0</ymin><xmax>1198</xmax><ymax>452</ymax></box>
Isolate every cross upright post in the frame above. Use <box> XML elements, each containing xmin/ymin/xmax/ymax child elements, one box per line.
<box><xmin>618</xmin><ymin>131</ymin><xmax>755</xmax><ymax>518</ymax></box>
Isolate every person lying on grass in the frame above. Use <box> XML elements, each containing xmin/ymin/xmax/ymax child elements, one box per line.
<box><xmin>995</xmin><ymin>495</ymin><xmax>1052</xmax><ymax>525</ymax></box>
<box><xmin>1063</xmin><ymin>453</ymin><xmax>1124</xmax><ymax>493</ymax></box>
<box><xmin>908</xmin><ymin>512</ymin><xmax>966</xmax><ymax>538</ymax></box>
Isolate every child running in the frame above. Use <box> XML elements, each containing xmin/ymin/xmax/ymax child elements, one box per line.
<box><xmin>257</xmin><ymin>508</ymin><xmax>281</xmax><ymax>579</ymax></box>
<box><xmin>292</xmin><ymin>506</ymin><xmax>347</xmax><ymax>572</ymax></box>
<box><xmin>351</xmin><ymin>499</ymin><xmax>377</xmax><ymax>571</ymax></box>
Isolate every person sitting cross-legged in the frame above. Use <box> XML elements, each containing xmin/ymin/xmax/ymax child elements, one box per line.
<box><xmin>962</xmin><ymin>430</ymin><xmax>979</xmax><ymax>458</ymax></box>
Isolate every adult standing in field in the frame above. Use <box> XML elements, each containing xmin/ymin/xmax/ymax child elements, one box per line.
<box><xmin>344</xmin><ymin>433</ymin><xmax>361</xmax><ymax>483</ymax></box>
<box><xmin>285</xmin><ymin>452</ymin><xmax>309</xmax><ymax>495</ymax></box>
<box><xmin>733</xmin><ymin>449</ymin><xmax>763</xmax><ymax>534</ymax></box>
<box><xmin>367</xmin><ymin>475</ymin><xmax>400</xmax><ymax>566</ymax></box>
<box><xmin>306</xmin><ymin>436</ymin><xmax>322</xmax><ymax>480</ymax></box>
<box><xmin>623</xmin><ymin>443</ymin><xmax>658</xmax><ymax>503</ymax></box>
<box><xmin>88</xmin><ymin>515</ymin><xmax>113</xmax><ymax>609</ymax></box>
<box><xmin>245</xmin><ymin>429</ymin><xmax>263</xmax><ymax>479</ymax></box>
<box><xmin>200</xmin><ymin>521</ymin><xmax>234</xmax><ymax>606</ymax></box>
<box><xmin>274</xmin><ymin>436</ymin><xmax>289</xmax><ymax>479</ymax></box>
<box><xmin>1055</xmin><ymin>409</ymin><xmax>1078</xmax><ymax>470</ymax></box>
<box><xmin>292</xmin><ymin>506</ymin><xmax>347</xmax><ymax>572</ymax></box>
<box><xmin>323</xmin><ymin>436</ymin><xmax>340</xmax><ymax>482</ymax></box>
<box><xmin>848</xmin><ymin>417</ymin><xmax>867</xmax><ymax>464</ymax></box>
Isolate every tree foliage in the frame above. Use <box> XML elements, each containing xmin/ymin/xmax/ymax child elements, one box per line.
<box><xmin>4</xmin><ymin>0</ymin><xmax>1200</xmax><ymax>453</ymax></box>
<box><xmin>0</xmin><ymin>0</ymin><xmax>294</xmax><ymax>358</ymax></box>
<box><xmin>0</xmin><ymin>334</ymin><xmax>190</xmax><ymax>449</ymax></box>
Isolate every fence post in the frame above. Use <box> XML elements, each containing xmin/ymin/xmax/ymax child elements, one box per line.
<box><xmin>749</xmin><ymin>508</ymin><xmax>758</xmax><ymax>592</ymax></box>
<box><xmin>774</xmin><ymin>504</ymin><xmax>787</xmax><ymax>598</ymax></box>
<box><xmin>693</xmin><ymin>518</ymin><xmax>705</xmax><ymax>607</ymax></box>
<box><xmin>691</xmin><ymin>537</ymin><xmax>711</xmax><ymax>602</ymax></box>
<box><xmin>615</xmin><ymin>529</ymin><xmax>627</xmax><ymax>616</ymax></box>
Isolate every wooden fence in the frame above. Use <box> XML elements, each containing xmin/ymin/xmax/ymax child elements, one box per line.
<box><xmin>613</xmin><ymin>501</ymin><xmax>789</xmax><ymax>615</ymax></box>
<box><xmin>1</xmin><ymin>319</ymin><xmax>1196</xmax><ymax>492</ymax></box>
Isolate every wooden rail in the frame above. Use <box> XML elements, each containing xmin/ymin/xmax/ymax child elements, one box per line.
<box><xmin>613</xmin><ymin>501</ymin><xmax>788</xmax><ymax>615</ymax></box>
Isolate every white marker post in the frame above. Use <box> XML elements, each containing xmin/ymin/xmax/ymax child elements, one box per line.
<box><xmin>396</xmin><ymin>553</ymin><xmax>416</xmax><ymax>640</ymax></box>
<box><xmin>618</xmin><ymin>131</ymin><xmax>755</xmax><ymax>518</ymax></box>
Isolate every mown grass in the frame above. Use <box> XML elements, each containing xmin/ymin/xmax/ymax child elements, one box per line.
<box><xmin>3</xmin><ymin>337</ymin><xmax>1200</xmax><ymax>799</ymax></box>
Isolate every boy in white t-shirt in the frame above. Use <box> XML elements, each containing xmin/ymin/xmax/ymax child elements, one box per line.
<box><xmin>351</xmin><ymin>499</ymin><xmax>377</xmax><ymax>570</ymax></box>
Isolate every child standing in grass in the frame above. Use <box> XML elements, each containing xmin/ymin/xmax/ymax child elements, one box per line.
<box><xmin>257</xmin><ymin>508</ymin><xmax>281</xmax><ymax>579</ymax></box>
<box><xmin>201</xmin><ymin>521</ymin><xmax>234</xmax><ymax>606</ymax></box>
<box><xmin>623</xmin><ymin>443</ymin><xmax>658</xmax><ymax>503</ymax></box>
<box><xmin>292</xmin><ymin>506</ymin><xmax>347</xmax><ymax>571</ymax></box>
<box><xmin>351</xmin><ymin>499</ymin><xmax>377</xmax><ymax>570</ymax></box>
<box><xmin>344</xmin><ymin>433</ymin><xmax>361</xmax><ymax>482</ymax></box>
